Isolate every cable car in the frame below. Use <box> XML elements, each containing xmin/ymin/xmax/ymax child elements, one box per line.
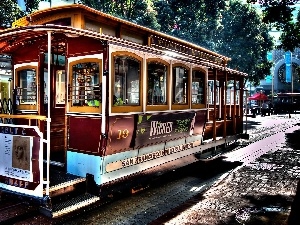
<box><xmin>0</xmin><ymin>4</ymin><xmax>247</xmax><ymax>217</ymax></box>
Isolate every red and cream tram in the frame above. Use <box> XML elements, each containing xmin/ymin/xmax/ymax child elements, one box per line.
<box><xmin>0</xmin><ymin>4</ymin><xmax>247</xmax><ymax>217</ymax></box>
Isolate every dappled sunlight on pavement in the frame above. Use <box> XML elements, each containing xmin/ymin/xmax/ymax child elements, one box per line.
<box><xmin>164</xmin><ymin>115</ymin><xmax>300</xmax><ymax>225</ymax></box>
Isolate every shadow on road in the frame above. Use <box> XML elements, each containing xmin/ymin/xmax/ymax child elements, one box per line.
<box><xmin>286</xmin><ymin>129</ymin><xmax>300</xmax><ymax>150</ymax></box>
<box><xmin>243</xmin><ymin>120</ymin><xmax>262</xmax><ymax>131</ymax></box>
<box><xmin>288</xmin><ymin>179</ymin><xmax>300</xmax><ymax>225</ymax></box>
<box><xmin>286</xmin><ymin>128</ymin><xmax>300</xmax><ymax>225</ymax></box>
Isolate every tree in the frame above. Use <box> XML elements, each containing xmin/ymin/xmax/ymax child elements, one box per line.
<box><xmin>153</xmin><ymin>0</ymin><xmax>226</xmax><ymax>49</ymax></box>
<box><xmin>214</xmin><ymin>0</ymin><xmax>274</xmax><ymax>85</ymax></box>
<box><xmin>80</xmin><ymin>0</ymin><xmax>161</xmax><ymax>30</ymax></box>
<box><xmin>0</xmin><ymin>0</ymin><xmax>39</xmax><ymax>28</ymax></box>
<box><xmin>0</xmin><ymin>0</ymin><xmax>24</xmax><ymax>28</ymax></box>
<box><xmin>24</xmin><ymin>0</ymin><xmax>39</xmax><ymax>13</ymax></box>
<box><xmin>247</xmin><ymin>0</ymin><xmax>300</xmax><ymax>51</ymax></box>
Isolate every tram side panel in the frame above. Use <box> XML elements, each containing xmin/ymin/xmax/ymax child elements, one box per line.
<box><xmin>67</xmin><ymin>110</ymin><xmax>207</xmax><ymax>192</ymax></box>
<box><xmin>67</xmin><ymin>116</ymin><xmax>104</xmax><ymax>184</ymax></box>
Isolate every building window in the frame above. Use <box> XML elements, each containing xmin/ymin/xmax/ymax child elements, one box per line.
<box><xmin>113</xmin><ymin>56</ymin><xmax>141</xmax><ymax>106</ymax></box>
<box><xmin>147</xmin><ymin>61</ymin><xmax>167</xmax><ymax>105</ymax></box>
<box><xmin>70</xmin><ymin>61</ymin><xmax>101</xmax><ymax>107</ymax></box>
<box><xmin>172</xmin><ymin>66</ymin><xmax>188</xmax><ymax>104</ymax></box>
<box><xmin>192</xmin><ymin>70</ymin><xmax>205</xmax><ymax>104</ymax></box>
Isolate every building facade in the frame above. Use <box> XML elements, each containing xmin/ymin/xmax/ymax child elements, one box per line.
<box><xmin>260</xmin><ymin>48</ymin><xmax>300</xmax><ymax>95</ymax></box>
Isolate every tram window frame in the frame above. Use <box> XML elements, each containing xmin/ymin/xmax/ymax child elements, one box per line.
<box><xmin>68</xmin><ymin>59</ymin><xmax>102</xmax><ymax>114</ymax></box>
<box><xmin>208</xmin><ymin>80</ymin><xmax>220</xmax><ymax>105</ymax></box>
<box><xmin>235</xmin><ymin>81</ymin><xmax>240</xmax><ymax>105</ymax></box>
<box><xmin>15</xmin><ymin>66</ymin><xmax>38</xmax><ymax>111</ymax></box>
<box><xmin>191</xmin><ymin>69</ymin><xmax>206</xmax><ymax>109</ymax></box>
<box><xmin>226</xmin><ymin>81</ymin><xmax>235</xmax><ymax>105</ymax></box>
<box><xmin>43</xmin><ymin>18</ymin><xmax>71</xmax><ymax>26</ymax></box>
<box><xmin>171</xmin><ymin>64</ymin><xmax>189</xmax><ymax>110</ymax></box>
<box><xmin>55</xmin><ymin>69</ymin><xmax>66</xmax><ymax>107</ymax></box>
<box><xmin>146</xmin><ymin>59</ymin><xmax>169</xmax><ymax>111</ymax></box>
<box><xmin>111</xmin><ymin>52</ymin><xmax>143</xmax><ymax>113</ymax></box>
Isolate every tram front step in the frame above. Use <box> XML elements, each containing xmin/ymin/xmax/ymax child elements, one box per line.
<box><xmin>40</xmin><ymin>193</ymin><xmax>100</xmax><ymax>218</ymax></box>
<box><xmin>44</xmin><ymin>176</ymin><xmax>86</xmax><ymax>198</ymax></box>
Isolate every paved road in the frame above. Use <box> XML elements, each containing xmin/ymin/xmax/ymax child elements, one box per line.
<box><xmin>163</xmin><ymin>114</ymin><xmax>300</xmax><ymax>225</ymax></box>
<box><xmin>60</xmin><ymin>114</ymin><xmax>300</xmax><ymax>225</ymax></box>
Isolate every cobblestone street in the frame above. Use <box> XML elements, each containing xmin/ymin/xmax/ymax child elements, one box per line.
<box><xmin>164</xmin><ymin>114</ymin><xmax>300</xmax><ymax>225</ymax></box>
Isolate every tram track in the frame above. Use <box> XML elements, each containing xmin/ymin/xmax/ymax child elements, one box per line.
<box><xmin>0</xmin><ymin>158</ymin><xmax>242</xmax><ymax>224</ymax></box>
<box><xmin>0</xmin><ymin>199</ymin><xmax>39</xmax><ymax>225</ymax></box>
<box><xmin>61</xmin><ymin>159</ymin><xmax>241</xmax><ymax>225</ymax></box>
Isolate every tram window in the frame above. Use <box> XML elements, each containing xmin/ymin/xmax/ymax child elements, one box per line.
<box><xmin>44</xmin><ymin>53</ymin><xmax>65</xmax><ymax>66</ymax></box>
<box><xmin>113</xmin><ymin>56</ymin><xmax>141</xmax><ymax>106</ymax></box>
<box><xmin>16</xmin><ymin>68</ymin><xmax>37</xmax><ymax>105</ymax></box>
<box><xmin>147</xmin><ymin>62</ymin><xmax>167</xmax><ymax>105</ymax></box>
<box><xmin>71</xmin><ymin>62</ymin><xmax>101</xmax><ymax>107</ymax></box>
<box><xmin>192</xmin><ymin>70</ymin><xmax>205</xmax><ymax>104</ymax></box>
<box><xmin>44</xmin><ymin>18</ymin><xmax>71</xmax><ymax>26</ymax></box>
<box><xmin>172</xmin><ymin>66</ymin><xmax>188</xmax><ymax>104</ymax></box>
<box><xmin>208</xmin><ymin>80</ymin><xmax>220</xmax><ymax>105</ymax></box>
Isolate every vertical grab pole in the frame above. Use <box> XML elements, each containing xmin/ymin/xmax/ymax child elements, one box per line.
<box><xmin>206</xmin><ymin>72</ymin><xmax>209</xmax><ymax>121</ymax></box>
<box><xmin>101</xmin><ymin>41</ymin><xmax>109</xmax><ymax>152</ymax></box>
<box><xmin>245</xmin><ymin>90</ymin><xmax>248</xmax><ymax>134</ymax></box>
<box><xmin>213</xmin><ymin>69</ymin><xmax>217</xmax><ymax>142</ymax></box>
<box><xmin>45</xmin><ymin>31</ymin><xmax>52</xmax><ymax>196</ymax></box>
<box><xmin>143</xmin><ymin>55</ymin><xmax>147</xmax><ymax>112</ymax></box>
<box><xmin>218</xmin><ymin>81</ymin><xmax>221</xmax><ymax>119</ymax></box>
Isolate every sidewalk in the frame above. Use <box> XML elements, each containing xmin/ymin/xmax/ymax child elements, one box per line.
<box><xmin>165</xmin><ymin>114</ymin><xmax>300</xmax><ymax>225</ymax></box>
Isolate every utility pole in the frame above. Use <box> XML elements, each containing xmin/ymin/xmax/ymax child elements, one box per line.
<box><xmin>289</xmin><ymin>52</ymin><xmax>292</xmax><ymax>119</ymax></box>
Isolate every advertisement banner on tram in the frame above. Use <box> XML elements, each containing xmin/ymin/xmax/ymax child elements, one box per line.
<box><xmin>135</xmin><ymin>111</ymin><xmax>196</xmax><ymax>147</ymax></box>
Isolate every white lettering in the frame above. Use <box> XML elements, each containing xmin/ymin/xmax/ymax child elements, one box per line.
<box><xmin>150</xmin><ymin>121</ymin><xmax>173</xmax><ymax>136</ymax></box>
<box><xmin>120</xmin><ymin>142</ymin><xmax>195</xmax><ymax>168</ymax></box>
<box><xmin>0</xmin><ymin>126</ymin><xmax>19</xmax><ymax>135</ymax></box>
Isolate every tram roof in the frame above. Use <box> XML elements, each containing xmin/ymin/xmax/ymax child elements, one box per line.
<box><xmin>14</xmin><ymin>4</ymin><xmax>229</xmax><ymax>60</ymax></box>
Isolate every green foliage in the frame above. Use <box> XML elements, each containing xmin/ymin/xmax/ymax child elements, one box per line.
<box><xmin>81</xmin><ymin>0</ymin><xmax>161</xmax><ymax>30</ymax></box>
<box><xmin>153</xmin><ymin>0</ymin><xmax>226</xmax><ymax>48</ymax></box>
<box><xmin>114</xmin><ymin>97</ymin><xmax>123</xmax><ymax>106</ymax></box>
<box><xmin>214</xmin><ymin>0</ymin><xmax>274</xmax><ymax>85</ymax></box>
<box><xmin>247</xmin><ymin>0</ymin><xmax>300</xmax><ymax>51</ymax></box>
<box><xmin>24</xmin><ymin>0</ymin><xmax>39</xmax><ymax>13</ymax></box>
<box><xmin>0</xmin><ymin>0</ymin><xmax>39</xmax><ymax>28</ymax></box>
<box><xmin>0</xmin><ymin>0</ymin><xmax>24</xmax><ymax>28</ymax></box>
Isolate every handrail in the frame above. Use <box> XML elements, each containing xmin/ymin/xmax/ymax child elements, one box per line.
<box><xmin>0</xmin><ymin>114</ymin><xmax>47</xmax><ymax>121</ymax></box>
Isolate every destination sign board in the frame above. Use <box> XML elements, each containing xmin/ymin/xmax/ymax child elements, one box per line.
<box><xmin>149</xmin><ymin>35</ymin><xmax>225</xmax><ymax>65</ymax></box>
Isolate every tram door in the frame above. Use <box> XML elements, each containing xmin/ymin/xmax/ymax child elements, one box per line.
<box><xmin>44</xmin><ymin>66</ymin><xmax>66</xmax><ymax>164</ymax></box>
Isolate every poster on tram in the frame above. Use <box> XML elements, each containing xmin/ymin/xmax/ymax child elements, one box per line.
<box><xmin>0</xmin><ymin>134</ymin><xmax>33</xmax><ymax>181</ymax></box>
